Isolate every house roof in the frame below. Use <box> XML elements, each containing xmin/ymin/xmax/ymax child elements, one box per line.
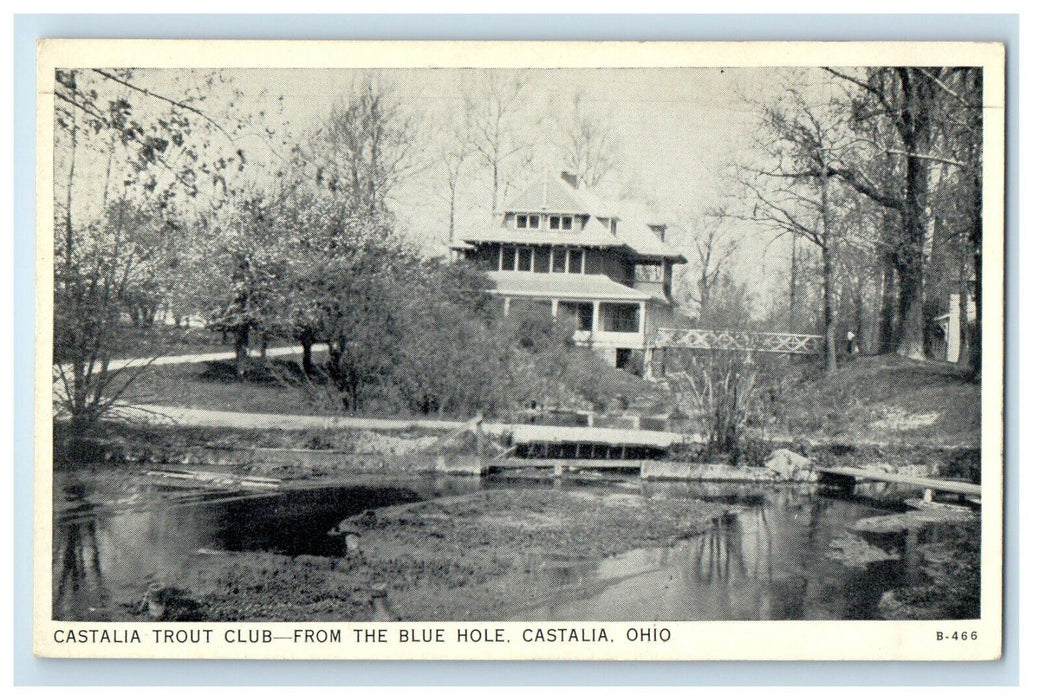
<box><xmin>459</xmin><ymin>172</ymin><xmax>687</xmax><ymax>262</ymax></box>
<box><xmin>504</xmin><ymin>177</ymin><xmax>600</xmax><ymax>215</ymax></box>
<box><xmin>486</xmin><ymin>271</ymin><xmax>653</xmax><ymax>302</ymax></box>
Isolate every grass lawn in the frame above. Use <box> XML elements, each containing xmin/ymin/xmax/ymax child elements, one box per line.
<box><xmin>110</xmin><ymin>324</ymin><xmax>233</xmax><ymax>360</ymax></box>
<box><xmin>122</xmin><ymin>358</ymin><xmax>329</xmax><ymax>416</ymax></box>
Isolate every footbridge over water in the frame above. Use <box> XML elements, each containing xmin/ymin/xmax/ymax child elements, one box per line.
<box><xmin>654</xmin><ymin>328</ymin><xmax>823</xmax><ymax>355</ymax></box>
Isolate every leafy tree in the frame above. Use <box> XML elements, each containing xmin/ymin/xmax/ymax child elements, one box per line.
<box><xmin>53</xmin><ymin>68</ymin><xmax>228</xmax><ymax>438</ymax></box>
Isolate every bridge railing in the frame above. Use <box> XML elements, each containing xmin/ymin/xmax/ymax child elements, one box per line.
<box><xmin>654</xmin><ymin>328</ymin><xmax>823</xmax><ymax>355</ymax></box>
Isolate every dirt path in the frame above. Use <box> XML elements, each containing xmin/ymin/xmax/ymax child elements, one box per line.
<box><xmin>59</xmin><ymin>343</ymin><xmax>330</xmax><ymax>373</ymax></box>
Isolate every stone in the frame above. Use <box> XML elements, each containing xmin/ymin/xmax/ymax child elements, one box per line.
<box><xmin>764</xmin><ymin>448</ymin><xmax>811</xmax><ymax>480</ymax></box>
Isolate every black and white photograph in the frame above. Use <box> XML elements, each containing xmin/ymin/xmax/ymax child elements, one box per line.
<box><xmin>36</xmin><ymin>40</ymin><xmax>1005</xmax><ymax>660</ymax></box>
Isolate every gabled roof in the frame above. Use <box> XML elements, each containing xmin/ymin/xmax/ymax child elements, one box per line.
<box><xmin>486</xmin><ymin>271</ymin><xmax>652</xmax><ymax>302</ymax></box>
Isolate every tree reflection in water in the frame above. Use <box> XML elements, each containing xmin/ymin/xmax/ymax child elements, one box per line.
<box><xmin>53</xmin><ymin>518</ymin><xmax>108</xmax><ymax>620</ymax></box>
<box><xmin>680</xmin><ymin>489</ymin><xmax>827</xmax><ymax>619</ymax></box>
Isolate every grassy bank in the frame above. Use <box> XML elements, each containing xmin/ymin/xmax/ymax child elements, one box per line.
<box><xmin>769</xmin><ymin>354</ymin><xmax>980</xmax><ymax>447</ymax></box>
<box><xmin>120</xmin><ymin>354</ymin><xmax>666</xmax><ymax>420</ymax></box>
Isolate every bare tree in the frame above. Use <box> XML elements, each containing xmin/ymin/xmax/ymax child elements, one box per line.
<box><xmin>554</xmin><ymin>90</ymin><xmax>618</xmax><ymax>189</ymax></box>
<box><xmin>736</xmin><ymin>89</ymin><xmax>860</xmax><ymax>372</ymax></box>
<box><xmin>677</xmin><ymin>209</ymin><xmax>739</xmax><ymax>323</ymax></box>
<box><xmin>822</xmin><ymin>67</ymin><xmax>950</xmax><ymax>360</ymax></box>
<box><xmin>431</xmin><ymin>118</ymin><xmax>472</xmax><ymax>248</ymax></box>
<box><xmin>309</xmin><ymin>76</ymin><xmax>417</xmax><ymax>218</ymax></box>
<box><xmin>463</xmin><ymin>70</ymin><xmax>534</xmax><ymax>211</ymax></box>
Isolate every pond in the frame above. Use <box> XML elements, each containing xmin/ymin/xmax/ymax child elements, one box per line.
<box><xmin>52</xmin><ymin>467</ymin><xmax>976</xmax><ymax>621</ymax></box>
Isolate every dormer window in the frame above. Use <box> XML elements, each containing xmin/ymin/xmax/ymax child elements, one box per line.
<box><xmin>516</xmin><ymin>214</ymin><xmax>542</xmax><ymax>230</ymax></box>
<box><xmin>548</xmin><ymin>215</ymin><xmax>574</xmax><ymax>231</ymax></box>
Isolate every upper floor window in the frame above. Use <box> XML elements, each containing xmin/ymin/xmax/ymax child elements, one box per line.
<box><xmin>549</xmin><ymin>215</ymin><xmax>574</xmax><ymax>231</ymax></box>
<box><xmin>500</xmin><ymin>245</ymin><xmax>535</xmax><ymax>272</ymax></box>
<box><xmin>515</xmin><ymin>213</ymin><xmax>540</xmax><ymax>228</ymax></box>
<box><xmin>567</xmin><ymin>249</ymin><xmax>584</xmax><ymax>274</ymax></box>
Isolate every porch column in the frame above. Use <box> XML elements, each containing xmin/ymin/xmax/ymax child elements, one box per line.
<box><xmin>592</xmin><ymin>301</ymin><xmax>601</xmax><ymax>338</ymax></box>
<box><xmin>638</xmin><ymin>301</ymin><xmax>646</xmax><ymax>337</ymax></box>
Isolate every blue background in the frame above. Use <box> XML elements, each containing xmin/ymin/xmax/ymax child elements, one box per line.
<box><xmin>13</xmin><ymin>13</ymin><xmax>1019</xmax><ymax>686</ymax></box>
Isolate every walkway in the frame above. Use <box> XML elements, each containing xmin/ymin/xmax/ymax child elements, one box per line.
<box><xmin>120</xmin><ymin>403</ymin><xmax>684</xmax><ymax>447</ymax></box>
<box><xmin>75</xmin><ymin>343</ymin><xmax>330</xmax><ymax>373</ymax></box>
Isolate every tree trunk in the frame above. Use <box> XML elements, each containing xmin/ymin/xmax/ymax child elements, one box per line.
<box><xmin>893</xmin><ymin>144</ymin><xmax>930</xmax><ymax>360</ymax></box>
<box><xmin>878</xmin><ymin>250</ymin><xmax>897</xmax><ymax>353</ymax></box>
<box><xmin>789</xmin><ymin>230</ymin><xmax>798</xmax><ymax>333</ymax></box>
<box><xmin>966</xmin><ymin>69</ymin><xmax>984</xmax><ymax>381</ymax></box>
<box><xmin>299</xmin><ymin>329</ymin><xmax>315</xmax><ymax>377</ymax></box>
<box><xmin>234</xmin><ymin>325</ymin><xmax>250</xmax><ymax>379</ymax></box>
<box><xmin>819</xmin><ymin>165</ymin><xmax>838</xmax><ymax>373</ymax></box>
<box><xmin>890</xmin><ymin>68</ymin><xmax>935</xmax><ymax>361</ymax></box>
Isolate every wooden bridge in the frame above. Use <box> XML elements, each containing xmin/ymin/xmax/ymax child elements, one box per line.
<box><xmin>816</xmin><ymin>466</ymin><xmax>981</xmax><ymax>503</ymax></box>
<box><xmin>654</xmin><ymin>328</ymin><xmax>823</xmax><ymax>355</ymax></box>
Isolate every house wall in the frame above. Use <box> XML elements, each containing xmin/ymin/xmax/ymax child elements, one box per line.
<box><xmin>644</xmin><ymin>301</ymin><xmax>676</xmax><ymax>344</ymax></box>
<box><xmin>600</xmin><ymin>253</ymin><xmax>634</xmax><ymax>286</ymax></box>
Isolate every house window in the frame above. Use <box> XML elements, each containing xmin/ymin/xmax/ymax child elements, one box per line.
<box><xmin>634</xmin><ymin>263</ymin><xmax>663</xmax><ymax>282</ymax></box>
<box><xmin>534</xmin><ymin>247</ymin><xmax>551</xmax><ymax>273</ymax></box>
<box><xmin>516</xmin><ymin>215</ymin><xmax>527</xmax><ymax>229</ymax></box>
<box><xmin>567</xmin><ymin>248</ymin><xmax>584</xmax><ymax>274</ymax></box>
<box><xmin>600</xmin><ymin>303</ymin><xmax>640</xmax><ymax>333</ymax></box>
<box><xmin>501</xmin><ymin>245</ymin><xmax>517</xmax><ymax>271</ymax></box>
<box><xmin>517</xmin><ymin>247</ymin><xmax>533</xmax><ymax>272</ymax></box>
<box><xmin>551</xmin><ymin>247</ymin><xmax>567</xmax><ymax>273</ymax></box>
<box><xmin>528</xmin><ymin>214</ymin><xmax>540</xmax><ymax>229</ymax></box>
<box><xmin>559</xmin><ymin>301</ymin><xmax>594</xmax><ymax>332</ymax></box>
<box><xmin>584</xmin><ymin>249</ymin><xmax>601</xmax><ymax>275</ymax></box>
<box><xmin>562</xmin><ymin>216</ymin><xmax>573</xmax><ymax>230</ymax></box>
<box><xmin>549</xmin><ymin>215</ymin><xmax>561</xmax><ymax>230</ymax></box>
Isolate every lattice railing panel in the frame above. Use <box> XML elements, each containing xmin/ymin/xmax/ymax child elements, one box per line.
<box><xmin>654</xmin><ymin>328</ymin><xmax>823</xmax><ymax>355</ymax></box>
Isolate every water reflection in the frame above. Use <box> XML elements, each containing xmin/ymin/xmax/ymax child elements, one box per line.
<box><xmin>518</xmin><ymin>486</ymin><xmax>906</xmax><ymax>621</ymax></box>
<box><xmin>52</xmin><ymin>469</ymin><xmax>482</xmax><ymax>621</ymax></box>
<box><xmin>53</xmin><ymin>468</ymin><xmax>961</xmax><ymax>622</ymax></box>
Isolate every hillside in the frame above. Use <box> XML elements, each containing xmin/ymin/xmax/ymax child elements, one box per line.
<box><xmin>772</xmin><ymin>354</ymin><xmax>981</xmax><ymax>448</ymax></box>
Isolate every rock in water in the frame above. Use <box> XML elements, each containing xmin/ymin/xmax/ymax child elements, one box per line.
<box><xmin>764</xmin><ymin>449</ymin><xmax>811</xmax><ymax>480</ymax></box>
<box><xmin>140</xmin><ymin>584</ymin><xmax>205</xmax><ymax>621</ymax></box>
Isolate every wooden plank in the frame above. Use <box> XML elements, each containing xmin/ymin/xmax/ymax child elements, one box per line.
<box><xmin>816</xmin><ymin>466</ymin><xmax>981</xmax><ymax>497</ymax></box>
<box><xmin>144</xmin><ymin>469</ymin><xmax>281</xmax><ymax>490</ymax></box>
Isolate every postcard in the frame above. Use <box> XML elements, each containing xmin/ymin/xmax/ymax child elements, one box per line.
<box><xmin>35</xmin><ymin>39</ymin><xmax>1004</xmax><ymax>660</ymax></box>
